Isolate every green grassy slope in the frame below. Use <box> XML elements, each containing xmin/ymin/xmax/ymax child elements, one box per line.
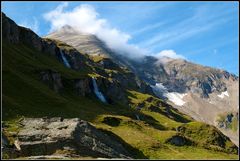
<box><xmin>2</xmin><ymin>41</ymin><xmax>238</xmax><ymax>159</ymax></box>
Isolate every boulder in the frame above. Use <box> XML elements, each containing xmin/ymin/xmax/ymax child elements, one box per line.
<box><xmin>16</xmin><ymin>118</ymin><xmax>131</xmax><ymax>159</ymax></box>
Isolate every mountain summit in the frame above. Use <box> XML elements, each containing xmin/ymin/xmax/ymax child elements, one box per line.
<box><xmin>46</xmin><ymin>25</ymin><xmax>113</xmax><ymax>57</ymax></box>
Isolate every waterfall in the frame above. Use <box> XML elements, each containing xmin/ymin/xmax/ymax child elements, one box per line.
<box><xmin>60</xmin><ymin>50</ymin><xmax>71</xmax><ymax>68</ymax></box>
<box><xmin>92</xmin><ymin>78</ymin><xmax>107</xmax><ymax>103</ymax></box>
<box><xmin>135</xmin><ymin>114</ymin><xmax>140</xmax><ymax>120</ymax></box>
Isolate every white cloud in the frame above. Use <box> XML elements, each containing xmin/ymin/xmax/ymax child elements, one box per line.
<box><xmin>43</xmin><ymin>3</ymin><xmax>148</xmax><ymax>60</ymax></box>
<box><xmin>155</xmin><ymin>50</ymin><xmax>185</xmax><ymax>59</ymax></box>
<box><xmin>19</xmin><ymin>17</ymin><xmax>39</xmax><ymax>34</ymax></box>
<box><xmin>154</xmin><ymin>50</ymin><xmax>185</xmax><ymax>65</ymax></box>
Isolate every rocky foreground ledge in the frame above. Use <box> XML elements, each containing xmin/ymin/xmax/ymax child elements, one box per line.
<box><xmin>2</xmin><ymin>117</ymin><xmax>132</xmax><ymax>159</ymax></box>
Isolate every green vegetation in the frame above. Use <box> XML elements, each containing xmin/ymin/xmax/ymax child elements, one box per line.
<box><xmin>89</xmin><ymin>54</ymin><xmax>107</xmax><ymax>63</ymax></box>
<box><xmin>177</xmin><ymin>122</ymin><xmax>238</xmax><ymax>154</ymax></box>
<box><xmin>230</xmin><ymin>117</ymin><xmax>238</xmax><ymax>132</ymax></box>
<box><xmin>127</xmin><ymin>90</ymin><xmax>193</xmax><ymax>123</ymax></box>
<box><xmin>94</xmin><ymin>115</ymin><xmax>238</xmax><ymax>159</ymax></box>
<box><xmin>2</xmin><ymin>41</ymin><xmax>238</xmax><ymax>159</ymax></box>
<box><xmin>216</xmin><ymin>112</ymin><xmax>239</xmax><ymax>132</ymax></box>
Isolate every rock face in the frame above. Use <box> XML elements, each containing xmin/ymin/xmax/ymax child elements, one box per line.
<box><xmin>74</xmin><ymin>78</ymin><xmax>92</xmax><ymax>96</ymax></box>
<box><xmin>129</xmin><ymin>56</ymin><xmax>238</xmax><ymax>98</ymax></box>
<box><xmin>16</xmin><ymin>118</ymin><xmax>131</xmax><ymax>159</ymax></box>
<box><xmin>40</xmin><ymin>70</ymin><xmax>63</xmax><ymax>92</ymax></box>
<box><xmin>128</xmin><ymin>56</ymin><xmax>239</xmax><ymax>145</ymax></box>
<box><xmin>2</xmin><ymin>12</ymin><xmax>20</xmax><ymax>43</ymax></box>
<box><xmin>96</xmin><ymin>77</ymin><xmax>128</xmax><ymax>105</ymax></box>
<box><xmin>46</xmin><ymin>25</ymin><xmax>155</xmax><ymax>96</ymax></box>
<box><xmin>2</xmin><ymin>12</ymin><xmax>44</xmax><ymax>51</ymax></box>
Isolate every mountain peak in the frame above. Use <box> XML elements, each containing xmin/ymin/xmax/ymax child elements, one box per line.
<box><xmin>47</xmin><ymin>25</ymin><xmax>80</xmax><ymax>36</ymax></box>
<box><xmin>61</xmin><ymin>25</ymin><xmax>76</xmax><ymax>31</ymax></box>
<box><xmin>45</xmin><ymin>25</ymin><xmax>112</xmax><ymax>57</ymax></box>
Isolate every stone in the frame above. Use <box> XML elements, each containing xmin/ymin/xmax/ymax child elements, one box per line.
<box><xmin>16</xmin><ymin>118</ymin><xmax>131</xmax><ymax>159</ymax></box>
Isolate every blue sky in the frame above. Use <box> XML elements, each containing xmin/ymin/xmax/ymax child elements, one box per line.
<box><xmin>2</xmin><ymin>1</ymin><xmax>239</xmax><ymax>75</ymax></box>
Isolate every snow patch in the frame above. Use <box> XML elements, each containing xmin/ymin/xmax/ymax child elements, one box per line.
<box><xmin>151</xmin><ymin>82</ymin><xmax>187</xmax><ymax>106</ymax></box>
<box><xmin>151</xmin><ymin>83</ymin><xmax>168</xmax><ymax>97</ymax></box>
<box><xmin>155</xmin><ymin>83</ymin><xmax>168</xmax><ymax>92</ymax></box>
<box><xmin>165</xmin><ymin>92</ymin><xmax>187</xmax><ymax>106</ymax></box>
<box><xmin>217</xmin><ymin>91</ymin><xmax>229</xmax><ymax>99</ymax></box>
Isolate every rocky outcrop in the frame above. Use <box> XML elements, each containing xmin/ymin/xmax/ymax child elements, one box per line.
<box><xmin>95</xmin><ymin>77</ymin><xmax>128</xmax><ymax>105</ymax></box>
<box><xmin>74</xmin><ymin>78</ymin><xmax>92</xmax><ymax>96</ymax></box>
<box><xmin>99</xmin><ymin>58</ymin><xmax>122</xmax><ymax>71</ymax></box>
<box><xmin>2</xmin><ymin>132</ymin><xmax>20</xmax><ymax>159</ymax></box>
<box><xmin>127</xmin><ymin>56</ymin><xmax>238</xmax><ymax>98</ymax></box>
<box><xmin>41</xmin><ymin>39</ymin><xmax>58</xmax><ymax>56</ymax></box>
<box><xmin>2</xmin><ymin>12</ymin><xmax>20</xmax><ymax>43</ymax></box>
<box><xmin>63</xmin><ymin>49</ymin><xmax>87</xmax><ymax>70</ymax></box>
<box><xmin>19</xmin><ymin>26</ymin><xmax>43</xmax><ymax>51</ymax></box>
<box><xmin>2</xmin><ymin>12</ymin><xmax>44</xmax><ymax>51</ymax></box>
<box><xmin>15</xmin><ymin>118</ymin><xmax>132</xmax><ymax>159</ymax></box>
<box><xmin>40</xmin><ymin>70</ymin><xmax>63</xmax><ymax>92</ymax></box>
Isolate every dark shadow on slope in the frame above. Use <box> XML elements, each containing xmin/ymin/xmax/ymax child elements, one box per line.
<box><xmin>101</xmin><ymin>117</ymin><xmax>122</xmax><ymax>127</ymax></box>
<box><xmin>97</xmin><ymin>128</ymin><xmax>148</xmax><ymax>159</ymax></box>
<box><xmin>113</xmin><ymin>109</ymin><xmax>167</xmax><ymax>131</ymax></box>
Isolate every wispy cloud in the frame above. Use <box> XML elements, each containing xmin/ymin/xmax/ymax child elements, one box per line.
<box><xmin>19</xmin><ymin>17</ymin><xmax>39</xmax><ymax>34</ymax></box>
<box><xmin>139</xmin><ymin>4</ymin><xmax>235</xmax><ymax>50</ymax></box>
<box><xmin>184</xmin><ymin>37</ymin><xmax>238</xmax><ymax>56</ymax></box>
<box><xmin>131</xmin><ymin>22</ymin><xmax>166</xmax><ymax>36</ymax></box>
